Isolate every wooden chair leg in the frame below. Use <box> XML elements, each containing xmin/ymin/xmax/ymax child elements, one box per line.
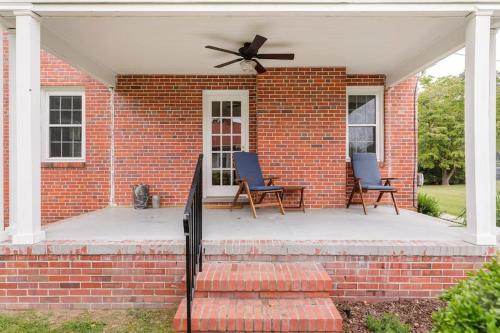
<box><xmin>231</xmin><ymin>183</ymin><xmax>243</xmax><ymax>210</ymax></box>
<box><xmin>257</xmin><ymin>192</ymin><xmax>267</xmax><ymax>204</ymax></box>
<box><xmin>390</xmin><ymin>192</ymin><xmax>400</xmax><ymax>215</ymax></box>
<box><xmin>358</xmin><ymin>188</ymin><xmax>368</xmax><ymax>215</ymax></box>
<box><xmin>244</xmin><ymin>184</ymin><xmax>257</xmax><ymax>218</ymax></box>
<box><xmin>347</xmin><ymin>187</ymin><xmax>356</xmax><ymax>208</ymax></box>
<box><xmin>374</xmin><ymin>192</ymin><xmax>384</xmax><ymax>208</ymax></box>
<box><xmin>275</xmin><ymin>192</ymin><xmax>285</xmax><ymax>215</ymax></box>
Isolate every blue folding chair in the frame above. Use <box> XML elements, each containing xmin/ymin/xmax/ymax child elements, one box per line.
<box><xmin>232</xmin><ymin>152</ymin><xmax>285</xmax><ymax>218</ymax></box>
<box><xmin>347</xmin><ymin>153</ymin><xmax>399</xmax><ymax>215</ymax></box>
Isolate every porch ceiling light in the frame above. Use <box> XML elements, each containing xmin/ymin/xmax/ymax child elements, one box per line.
<box><xmin>240</xmin><ymin>60</ymin><xmax>257</xmax><ymax>73</ymax></box>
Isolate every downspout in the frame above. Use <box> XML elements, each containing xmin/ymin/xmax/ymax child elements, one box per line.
<box><xmin>109</xmin><ymin>87</ymin><xmax>116</xmax><ymax>207</ymax></box>
<box><xmin>413</xmin><ymin>75</ymin><xmax>420</xmax><ymax>209</ymax></box>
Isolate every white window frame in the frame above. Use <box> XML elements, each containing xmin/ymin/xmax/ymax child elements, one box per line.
<box><xmin>41</xmin><ymin>87</ymin><xmax>86</xmax><ymax>162</ymax></box>
<box><xmin>346</xmin><ymin>86</ymin><xmax>384</xmax><ymax>162</ymax></box>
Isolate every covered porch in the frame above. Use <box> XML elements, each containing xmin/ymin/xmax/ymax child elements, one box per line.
<box><xmin>0</xmin><ymin>1</ymin><xmax>498</xmax><ymax>248</ymax></box>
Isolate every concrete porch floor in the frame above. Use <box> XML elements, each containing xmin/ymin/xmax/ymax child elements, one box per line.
<box><xmin>42</xmin><ymin>206</ymin><xmax>472</xmax><ymax>242</ymax></box>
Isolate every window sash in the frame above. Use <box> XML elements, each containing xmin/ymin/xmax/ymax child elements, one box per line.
<box><xmin>346</xmin><ymin>87</ymin><xmax>384</xmax><ymax>161</ymax></box>
<box><xmin>42</xmin><ymin>89</ymin><xmax>85</xmax><ymax>162</ymax></box>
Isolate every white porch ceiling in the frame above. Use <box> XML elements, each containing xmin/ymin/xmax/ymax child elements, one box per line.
<box><xmin>1</xmin><ymin>9</ymin><xmax>493</xmax><ymax>86</ymax></box>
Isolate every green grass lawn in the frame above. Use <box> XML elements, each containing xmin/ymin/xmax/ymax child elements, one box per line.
<box><xmin>0</xmin><ymin>309</ymin><xmax>175</xmax><ymax>333</ymax></box>
<box><xmin>419</xmin><ymin>181</ymin><xmax>500</xmax><ymax>217</ymax></box>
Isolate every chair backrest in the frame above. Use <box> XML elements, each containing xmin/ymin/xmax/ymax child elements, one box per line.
<box><xmin>233</xmin><ymin>152</ymin><xmax>265</xmax><ymax>188</ymax></box>
<box><xmin>351</xmin><ymin>153</ymin><xmax>381</xmax><ymax>186</ymax></box>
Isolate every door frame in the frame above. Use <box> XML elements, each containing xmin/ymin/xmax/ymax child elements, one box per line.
<box><xmin>202</xmin><ymin>90</ymin><xmax>250</xmax><ymax>198</ymax></box>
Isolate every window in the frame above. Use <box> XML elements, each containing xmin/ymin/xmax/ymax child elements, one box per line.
<box><xmin>347</xmin><ymin>86</ymin><xmax>384</xmax><ymax>160</ymax></box>
<box><xmin>42</xmin><ymin>89</ymin><xmax>85</xmax><ymax>162</ymax></box>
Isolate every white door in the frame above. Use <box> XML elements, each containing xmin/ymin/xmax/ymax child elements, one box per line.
<box><xmin>203</xmin><ymin>90</ymin><xmax>249</xmax><ymax>197</ymax></box>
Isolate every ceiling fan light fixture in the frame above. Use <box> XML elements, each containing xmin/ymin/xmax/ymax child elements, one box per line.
<box><xmin>240</xmin><ymin>59</ymin><xmax>257</xmax><ymax>73</ymax></box>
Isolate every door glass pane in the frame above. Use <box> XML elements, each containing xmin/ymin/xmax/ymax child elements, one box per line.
<box><xmin>232</xmin><ymin>101</ymin><xmax>241</xmax><ymax>117</ymax></box>
<box><xmin>221</xmin><ymin>153</ymin><xmax>231</xmax><ymax>168</ymax></box>
<box><xmin>212</xmin><ymin>119</ymin><xmax>221</xmax><ymax>134</ymax></box>
<box><xmin>212</xmin><ymin>170</ymin><xmax>221</xmax><ymax>186</ymax></box>
<box><xmin>222</xmin><ymin>101</ymin><xmax>231</xmax><ymax>117</ymax></box>
<box><xmin>221</xmin><ymin>119</ymin><xmax>231</xmax><ymax>134</ymax></box>
<box><xmin>212</xmin><ymin>153</ymin><xmax>220</xmax><ymax>168</ymax></box>
<box><xmin>232</xmin><ymin>118</ymin><xmax>241</xmax><ymax>134</ymax></box>
<box><xmin>222</xmin><ymin>170</ymin><xmax>231</xmax><ymax>185</ymax></box>
<box><xmin>212</xmin><ymin>136</ymin><xmax>221</xmax><ymax>151</ymax></box>
<box><xmin>212</xmin><ymin>101</ymin><xmax>220</xmax><ymax>117</ymax></box>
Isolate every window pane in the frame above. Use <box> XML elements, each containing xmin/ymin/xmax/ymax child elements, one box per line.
<box><xmin>61</xmin><ymin>111</ymin><xmax>72</xmax><ymax>124</ymax></box>
<box><xmin>212</xmin><ymin>119</ymin><xmax>220</xmax><ymax>134</ymax></box>
<box><xmin>212</xmin><ymin>101</ymin><xmax>220</xmax><ymax>117</ymax></box>
<box><xmin>212</xmin><ymin>136</ymin><xmax>221</xmax><ymax>151</ymax></box>
<box><xmin>73</xmin><ymin>110</ymin><xmax>82</xmax><ymax>124</ymax></box>
<box><xmin>50</xmin><ymin>111</ymin><xmax>60</xmax><ymax>124</ymax></box>
<box><xmin>348</xmin><ymin>95</ymin><xmax>376</xmax><ymax>125</ymax></box>
<box><xmin>50</xmin><ymin>128</ymin><xmax>61</xmax><ymax>142</ymax></box>
<box><xmin>61</xmin><ymin>142</ymin><xmax>72</xmax><ymax>157</ymax></box>
<box><xmin>73</xmin><ymin>127</ymin><xmax>82</xmax><ymax>141</ymax></box>
<box><xmin>73</xmin><ymin>143</ymin><xmax>82</xmax><ymax>157</ymax></box>
<box><xmin>49</xmin><ymin>96</ymin><xmax>60</xmax><ymax>110</ymax></box>
<box><xmin>349</xmin><ymin>126</ymin><xmax>376</xmax><ymax>155</ymax></box>
<box><xmin>72</xmin><ymin>96</ymin><xmax>82</xmax><ymax>110</ymax></box>
<box><xmin>61</xmin><ymin>96</ymin><xmax>72</xmax><ymax>110</ymax></box>
<box><xmin>50</xmin><ymin>142</ymin><xmax>61</xmax><ymax>157</ymax></box>
<box><xmin>222</xmin><ymin>101</ymin><xmax>231</xmax><ymax>117</ymax></box>
<box><xmin>62</xmin><ymin>127</ymin><xmax>72</xmax><ymax>141</ymax></box>
<box><xmin>232</xmin><ymin>118</ymin><xmax>241</xmax><ymax>134</ymax></box>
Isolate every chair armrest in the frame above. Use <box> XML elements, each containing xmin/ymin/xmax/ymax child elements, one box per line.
<box><xmin>264</xmin><ymin>176</ymin><xmax>280</xmax><ymax>186</ymax></box>
<box><xmin>235</xmin><ymin>177</ymin><xmax>254</xmax><ymax>183</ymax></box>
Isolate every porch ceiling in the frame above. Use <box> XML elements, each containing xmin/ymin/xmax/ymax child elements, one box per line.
<box><xmin>1</xmin><ymin>8</ymin><xmax>500</xmax><ymax>86</ymax></box>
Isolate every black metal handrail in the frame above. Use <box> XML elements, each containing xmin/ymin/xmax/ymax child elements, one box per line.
<box><xmin>182</xmin><ymin>154</ymin><xmax>203</xmax><ymax>333</ymax></box>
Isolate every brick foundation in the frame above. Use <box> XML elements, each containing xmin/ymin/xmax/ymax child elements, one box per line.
<box><xmin>0</xmin><ymin>240</ymin><xmax>494</xmax><ymax>308</ymax></box>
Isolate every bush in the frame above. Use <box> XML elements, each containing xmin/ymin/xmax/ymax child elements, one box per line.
<box><xmin>432</xmin><ymin>257</ymin><xmax>500</xmax><ymax>333</ymax></box>
<box><xmin>417</xmin><ymin>192</ymin><xmax>441</xmax><ymax>217</ymax></box>
<box><xmin>366</xmin><ymin>313</ymin><xmax>411</xmax><ymax>333</ymax></box>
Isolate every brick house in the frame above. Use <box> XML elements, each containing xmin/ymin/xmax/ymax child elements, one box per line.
<box><xmin>0</xmin><ymin>0</ymin><xmax>497</xmax><ymax>328</ymax></box>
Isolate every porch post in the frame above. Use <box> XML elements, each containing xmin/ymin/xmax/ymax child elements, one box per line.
<box><xmin>0</xmin><ymin>27</ymin><xmax>7</xmax><ymax>242</ymax></box>
<box><xmin>11</xmin><ymin>10</ymin><xmax>45</xmax><ymax>244</ymax></box>
<box><xmin>463</xmin><ymin>11</ymin><xmax>497</xmax><ymax>245</ymax></box>
<box><xmin>7</xmin><ymin>29</ymin><xmax>16</xmax><ymax>237</ymax></box>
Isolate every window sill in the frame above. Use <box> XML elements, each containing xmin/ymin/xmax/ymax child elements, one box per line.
<box><xmin>41</xmin><ymin>162</ymin><xmax>86</xmax><ymax>169</ymax></box>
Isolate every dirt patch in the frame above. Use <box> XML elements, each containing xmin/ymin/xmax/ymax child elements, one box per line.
<box><xmin>336</xmin><ymin>299</ymin><xmax>446</xmax><ymax>333</ymax></box>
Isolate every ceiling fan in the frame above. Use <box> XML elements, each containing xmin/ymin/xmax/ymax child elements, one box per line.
<box><xmin>205</xmin><ymin>35</ymin><xmax>295</xmax><ymax>74</ymax></box>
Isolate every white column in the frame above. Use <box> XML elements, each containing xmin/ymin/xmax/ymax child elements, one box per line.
<box><xmin>7</xmin><ymin>29</ymin><xmax>16</xmax><ymax>237</ymax></box>
<box><xmin>11</xmin><ymin>11</ymin><xmax>44</xmax><ymax>244</ymax></box>
<box><xmin>464</xmin><ymin>11</ymin><xmax>497</xmax><ymax>245</ymax></box>
<box><xmin>0</xmin><ymin>27</ymin><xmax>7</xmax><ymax>242</ymax></box>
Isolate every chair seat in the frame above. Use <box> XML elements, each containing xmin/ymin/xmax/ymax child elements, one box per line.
<box><xmin>249</xmin><ymin>185</ymin><xmax>283</xmax><ymax>191</ymax></box>
<box><xmin>362</xmin><ymin>184</ymin><xmax>395</xmax><ymax>191</ymax></box>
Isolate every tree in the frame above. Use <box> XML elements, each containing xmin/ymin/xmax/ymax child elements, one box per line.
<box><xmin>418</xmin><ymin>75</ymin><xmax>465</xmax><ymax>185</ymax></box>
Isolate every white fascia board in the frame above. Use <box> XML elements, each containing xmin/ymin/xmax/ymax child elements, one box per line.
<box><xmin>386</xmin><ymin>25</ymin><xmax>466</xmax><ymax>87</ymax></box>
<box><xmin>3</xmin><ymin>2</ymin><xmax>497</xmax><ymax>15</ymax></box>
<box><xmin>41</xmin><ymin>25</ymin><xmax>116</xmax><ymax>87</ymax></box>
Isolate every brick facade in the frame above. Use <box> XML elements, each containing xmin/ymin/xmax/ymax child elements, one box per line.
<box><xmin>0</xmin><ymin>240</ymin><xmax>494</xmax><ymax>308</ymax></box>
<box><xmin>2</xmin><ymin>46</ymin><xmax>417</xmax><ymax>224</ymax></box>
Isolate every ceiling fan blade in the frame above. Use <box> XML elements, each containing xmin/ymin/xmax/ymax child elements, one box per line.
<box><xmin>256</xmin><ymin>53</ymin><xmax>295</xmax><ymax>60</ymax></box>
<box><xmin>205</xmin><ymin>45</ymin><xmax>240</xmax><ymax>56</ymax></box>
<box><xmin>253</xmin><ymin>60</ymin><xmax>267</xmax><ymax>74</ymax></box>
<box><xmin>246</xmin><ymin>35</ymin><xmax>267</xmax><ymax>55</ymax></box>
<box><xmin>215</xmin><ymin>58</ymin><xmax>243</xmax><ymax>68</ymax></box>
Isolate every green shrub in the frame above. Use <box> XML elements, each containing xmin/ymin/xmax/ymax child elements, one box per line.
<box><xmin>417</xmin><ymin>192</ymin><xmax>441</xmax><ymax>217</ymax></box>
<box><xmin>366</xmin><ymin>313</ymin><xmax>411</xmax><ymax>333</ymax></box>
<box><xmin>432</xmin><ymin>256</ymin><xmax>500</xmax><ymax>333</ymax></box>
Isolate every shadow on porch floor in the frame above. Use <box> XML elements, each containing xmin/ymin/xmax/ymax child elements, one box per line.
<box><xmin>41</xmin><ymin>206</ymin><xmax>469</xmax><ymax>242</ymax></box>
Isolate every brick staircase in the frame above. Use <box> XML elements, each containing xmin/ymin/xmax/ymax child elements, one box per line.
<box><xmin>173</xmin><ymin>262</ymin><xmax>343</xmax><ymax>332</ymax></box>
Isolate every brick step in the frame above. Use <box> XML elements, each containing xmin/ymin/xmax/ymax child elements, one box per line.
<box><xmin>196</xmin><ymin>262</ymin><xmax>332</xmax><ymax>293</ymax></box>
<box><xmin>173</xmin><ymin>297</ymin><xmax>343</xmax><ymax>332</ymax></box>
<box><xmin>194</xmin><ymin>290</ymin><xmax>330</xmax><ymax>299</ymax></box>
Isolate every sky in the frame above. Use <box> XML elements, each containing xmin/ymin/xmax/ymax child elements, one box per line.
<box><xmin>424</xmin><ymin>33</ymin><xmax>500</xmax><ymax>77</ymax></box>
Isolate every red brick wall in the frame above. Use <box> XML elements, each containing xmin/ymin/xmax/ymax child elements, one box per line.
<box><xmin>0</xmin><ymin>249</ymin><xmax>491</xmax><ymax>308</ymax></box>
<box><xmin>256</xmin><ymin>68</ymin><xmax>348</xmax><ymax>208</ymax></box>
<box><xmin>0</xmin><ymin>253</ymin><xmax>185</xmax><ymax>310</ymax></box>
<box><xmin>3</xmin><ymin>42</ymin><xmax>112</xmax><ymax>224</ymax></box>
<box><xmin>113</xmin><ymin>75</ymin><xmax>256</xmax><ymax>206</ymax></box>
